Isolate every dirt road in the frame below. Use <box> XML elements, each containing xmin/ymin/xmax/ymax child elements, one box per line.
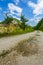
<box><xmin>0</xmin><ymin>31</ymin><xmax>43</xmax><ymax>65</ymax></box>
<box><xmin>0</xmin><ymin>31</ymin><xmax>37</xmax><ymax>52</ymax></box>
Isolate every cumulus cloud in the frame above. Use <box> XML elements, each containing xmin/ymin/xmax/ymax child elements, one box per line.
<box><xmin>28</xmin><ymin>0</ymin><xmax>43</xmax><ymax>16</ymax></box>
<box><xmin>12</xmin><ymin>16</ymin><xmax>20</xmax><ymax>20</ymax></box>
<box><xmin>28</xmin><ymin>1</ymin><xmax>36</xmax><ymax>8</ymax></box>
<box><xmin>14</xmin><ymin>0</ymin><xmax>29</xmax><ymax>5</ymax></box>
<box><xmin>14</xmin><ymin>0</ymin><xmax>19</xmax><ymax>5</ymax></box>
<box><xmin>8</xmin><ymin>3</ymin><xmax>22</xmax><ymax>16</ymax></box>
<box><xmin>29</xmin><ymin>16</ymin><xmax>42</xmax><ymax>25</ymax></box>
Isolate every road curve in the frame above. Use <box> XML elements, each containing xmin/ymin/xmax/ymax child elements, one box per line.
<box><xmin>0</xmin><ymin>31</ymin><xmax>37</xmax><ymax>52</ymax></box>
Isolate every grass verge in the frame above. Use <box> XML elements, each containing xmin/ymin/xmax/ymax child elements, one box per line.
<box><xmin>0</xmin><ymin>29</ymin><xmax>34</xmax><ymax>38</ymax></box>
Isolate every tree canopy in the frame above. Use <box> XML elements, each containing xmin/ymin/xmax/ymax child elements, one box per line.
<box><xmin>20</xmin><ymin>14</ymin><xmax>28</xmax><ymax>30</ymax></box>
<box><xmin>1</xmin><ymin>16</ymin><xmax>13</xmax><ymax>24</ymax></box>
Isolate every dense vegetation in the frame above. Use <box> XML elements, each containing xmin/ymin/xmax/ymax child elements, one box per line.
<box><xmin>1</xmin><ymin>17</ymin><xmax>13</xmax><ymax>24</ymax></box>
<box><xmin>34</xmin><ymin>18</ymin><xmax>43</xmax><ymax>31</ymax></box>
<box><xmin>1</xmin><ymin>13</ymin><xmax>13</xmax><ymax>24</ymax></box>
<box><xmin>0</xmin><ymin>14</ymin><xmax>34</xmax><ymax>37</ymax></box>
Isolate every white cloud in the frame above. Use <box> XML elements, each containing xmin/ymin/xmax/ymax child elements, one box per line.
<box><xmin>29</xmin><ymin>23</ymin><xmax>32</xmax><ymax>26</ymax></box>
<box><xmin>14</xmin><ymin>0</ymin><xmax>29</xmax><ymax>5</ymax></box>
<box><xmin>29</xmin><ymin>16</ymin><xmax>42</xmax><ymax>25</ymax></box>
<box><xmin>0</xmin><ymin>7</ymin><xmax>2</xmax><ymax>10</ymax></box>
<box><xmin>28</xmin><ymin>0</ymin><xmax>43</xmax><ymax>16</ymax></box>
<box><xmin>8</xmin><ymin>3</ymin><xmax>22</xmax><ymax>16</ymax></box>
<box><xmin>14</xmin><ymin>0</ymin><xmax>19</xmax><ymax>5</ymax></box>
<box><xmin>0</xmin><ymin>21</ymin><xmax>1</xmax><ymax>22</ymax></box>
<box><xmin>28</xmin><ymin>1</ymin><xmax>36</xmax><ymax>8</ymax></box>
<box><xmin>13</xmin><ymin>16</ymin><xmax>20</xmax><ymax>20</ymax></box>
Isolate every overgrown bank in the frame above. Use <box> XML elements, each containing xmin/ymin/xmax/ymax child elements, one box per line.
<box><xmin>0</xmin><ymin>14</ymin><xmax>34</xmax><ymax>38</ymax></box>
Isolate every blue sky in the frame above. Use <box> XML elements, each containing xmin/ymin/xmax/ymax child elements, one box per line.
<box><xmin>0</xmin><ymin>0</ymin><xmax>43</xmax><ymax>26</ymax></box>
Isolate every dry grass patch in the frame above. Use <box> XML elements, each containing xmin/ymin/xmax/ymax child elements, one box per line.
<box><xmin>0</xmin><ymin>50</ymin><xmax>10</xmax><ymax>57</ymax></box>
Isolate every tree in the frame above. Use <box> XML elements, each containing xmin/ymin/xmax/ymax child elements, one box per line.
<box><xmin>20</xmin><ymin>14</ymin><xmax>28</xmax><ymax>30</ymax></box>
<box><xmin>34</xmin><ymin>18</ymin><xmax>43</xmax><ymax>30</ymax></box>
<box><xmin>5</xmin><ymin>13</ymin><xmax>8</xmax><ymax>18</ymax></box>
<box><xmin>2</xmin><ymin>13</ymin><xmax>13</xmax><ymax>24</ymax></box>
<box><xmin>5</xmin><ymin>17</ymin><xmax>13</xmax><ymax>24</ymax></box>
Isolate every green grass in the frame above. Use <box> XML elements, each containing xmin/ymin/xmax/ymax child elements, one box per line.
<box><xmin>0</xmin><ymin>28</ymin><xmax>34</xmax><ymax>38</ymax></box>
<box><xmin>0</xmin><ymin>50</ymin><xmax>10</xmax><ymax>57</ymax></box>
